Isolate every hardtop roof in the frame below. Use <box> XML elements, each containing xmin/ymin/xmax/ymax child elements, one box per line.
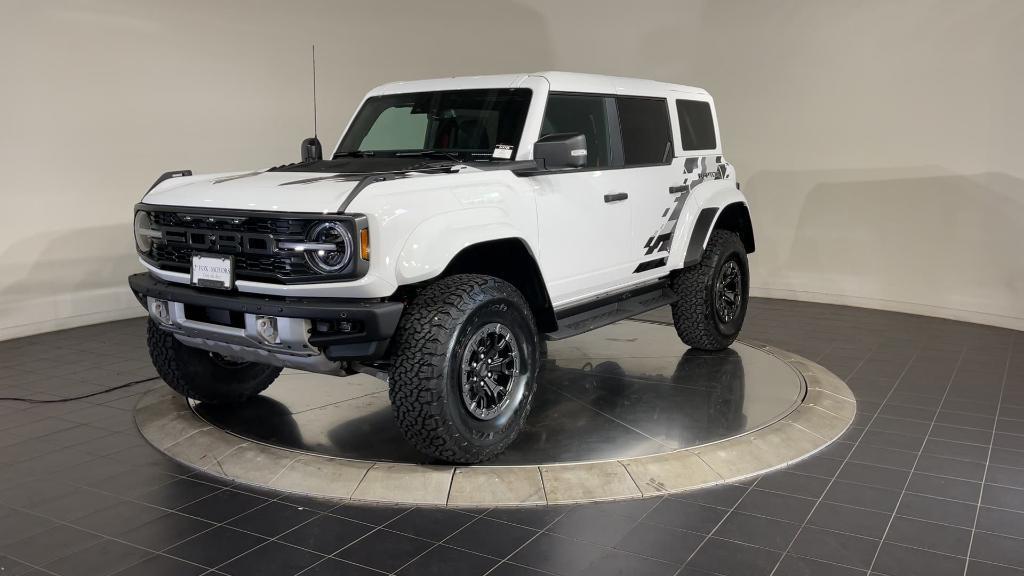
<box><xmin>367</xmin><ymin>71</ymin><xmax>709</xmax><ymax>98</ymax></box>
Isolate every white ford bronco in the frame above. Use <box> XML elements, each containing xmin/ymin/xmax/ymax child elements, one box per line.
<box><xmin>129</xmin><ymin>72</ymin><xmax>754</xmax><ymax>463</ymax></box>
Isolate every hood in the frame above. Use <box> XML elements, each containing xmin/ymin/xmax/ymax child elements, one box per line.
<box><xmin>143</xmin><ymin>170</ymin><xmax>365</xmax><ymax>213</ymax></box>
<box><xmin>142</xmin><ymin>157</ymin><xmax>485</xmax><ymax>213</ymax></box>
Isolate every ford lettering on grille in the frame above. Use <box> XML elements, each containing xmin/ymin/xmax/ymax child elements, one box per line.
<box><xmin>161</xmin><ymin>227</ymin><xmax>276</xmax><ymax>255</ymax></box>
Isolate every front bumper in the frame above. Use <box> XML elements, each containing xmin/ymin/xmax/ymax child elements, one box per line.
<box><xmin>128</xmin><ymin>273</ymin><xmax>403</xmax><ymax>370</ymax></box>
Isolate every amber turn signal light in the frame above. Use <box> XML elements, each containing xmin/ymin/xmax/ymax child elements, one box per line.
<box><xmin>360</xmin><ymin>228</ymin><xmax>370</xmax><ymax>260</ymax></box>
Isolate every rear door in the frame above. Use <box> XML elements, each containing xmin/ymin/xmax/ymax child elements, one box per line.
<box><xmin>633</xmin><ymin>96</ymin><xmax>726</xmax><ymax>276</ymax></box>
<box><xmin>611</xmin><ymin>96</ymin><xmax>681</xmax><ymax>281</ymax></box>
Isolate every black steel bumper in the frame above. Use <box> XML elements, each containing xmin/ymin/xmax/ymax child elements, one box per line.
<box><xmin>128</xmin><ymin>272</ymin><xmax>403</xmax><ymax>361</ymax></box>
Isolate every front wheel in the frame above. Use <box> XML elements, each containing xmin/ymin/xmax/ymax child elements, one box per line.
<box><xmin>388</xmin><ymin>274</ymin><xmax>539</xmax><ymax>464</ymax></box>
<box><xmin>670</xmin><ymin>230</ymin><xmax>749</xmax><ymax>351</ymax></box>
<box><xmin>147</xmin><ymin>320</ymin><xmax>281</xmax><ymax>404</ymax></box>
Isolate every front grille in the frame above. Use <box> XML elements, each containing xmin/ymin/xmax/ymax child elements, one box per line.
<box><xmin>150</xmin><ymin>211</ymin><xmax>306</xmax><ymax>236</ymax></box>
<box><xmin>143</xmin><ymin>210</ymin><xmax>354</xmax><ymax>283</ymax></box>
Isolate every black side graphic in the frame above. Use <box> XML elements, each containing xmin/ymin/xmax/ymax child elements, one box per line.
<box><xmin>279</xmin><ymin>173</ymin><xmax>380</xmax><ymax>186</ymax></box>
<box><xmin>633</xmin><ymin>257</ymin><xmax>667</xmax><ymax>273</ymax></box>
<box><xmin>212</xmin><ymin>171</ymin><xmax>263</xmax><ymax>185</ymax></box>
<box><xmin>337</xmin><ymin>173</ymin><xmax>407</xmax><ymax>213</ymax></box>
<box><xmin>643</xmin><ymin>188</ymin><xmax>688</xmax><ymax>255</ymax></box>
<box><xmin>638</xmin><ymin>155</ymin><xmax>733</xmax><ymax>260</ymax></box>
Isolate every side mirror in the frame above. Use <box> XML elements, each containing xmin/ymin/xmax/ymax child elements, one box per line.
<box><xmin>301</xmin><ymin>137</ymin><xmax>323</xmax><ymax>162</ymax></box>
<box><xmin>534</xmin><ymin>133</ymin><xmax>587</xmax><ymax>170</ymax></box>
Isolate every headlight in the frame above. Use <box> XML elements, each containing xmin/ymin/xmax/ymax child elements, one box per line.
<box><xmin>134</xmin><ymin>211</ymin><xmax>161</xmax><ymax>253</ymax></box>
<box><xmin>304</xmin><ymin>221</ymin><xmax>354</xmax><ymax>273</ymax></box>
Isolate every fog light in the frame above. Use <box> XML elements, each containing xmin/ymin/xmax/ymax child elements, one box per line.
<box><xmin>255</xmin><ymin>316</ymin><xmax>279</xmax><ymax>344</ymax></box>
<box><xmin>151</xmin><ymin>299</ymin><xmax>171</xmax><ymax>325</ymax></box>
<box><xmin>314</xmin><ymin>319</ymin><xmax>361</xmax><ymax>334</ymax></box>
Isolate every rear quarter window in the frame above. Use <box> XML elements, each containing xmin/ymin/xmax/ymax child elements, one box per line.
<box><xmin>675</xmin><ymin>99</ymin><xmax>717</xmax><ymax>151</ymax></box>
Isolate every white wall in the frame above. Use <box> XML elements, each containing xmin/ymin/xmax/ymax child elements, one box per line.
<box><xmin>1</xmin><ymin>0</ymin><xmax>1022</xmax><ymax>340</ymax></box>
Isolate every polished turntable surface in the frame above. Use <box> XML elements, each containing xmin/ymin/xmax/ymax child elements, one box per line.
<box><xmin>192</xmin><ymin>319</ymin><xmax>804</xmax><ymax>466</ymax></box>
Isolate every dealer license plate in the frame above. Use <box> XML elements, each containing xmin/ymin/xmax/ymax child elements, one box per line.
<box><xmin>191</xmin><ymin>254</ymin><xmax>234</xmax><ymax>289</ymax></box>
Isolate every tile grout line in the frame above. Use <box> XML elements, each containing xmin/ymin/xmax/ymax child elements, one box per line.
<box><xmin>963</xmin><ymin>336</ymin><xmax>1015</xmax><ymax>575</ymax></box>
<box><xmin>479</xmin><ymin>506</ymin><xmax>573</xmax><ymax>576</ymax></box>
<box><xmin>766</xmin><ymin>341</ymin><xmax>913</xmax><ymax>576</ymax></box>
<box><xmin>672</xmin><ymin>479</ymin><xmax>761</xmax><ymax>576</ymax></box>
<box><xmin>386</xmin><ymin>507</ymin><xmax>493</xmax><ymax>575</ymax></box>
<box><xmin>795</xmin><ymin>438</ymin><xmax>1019</xmax><ymax>483</ymax></box>
<box><xmin>263</xmin><ymin>505</ymin><xmax>418</xmax><ymax>574</ymax></box>
<box><xmin>545</xmin><ymin>385</ymin><xmax>675</xmax><ymax>449</ymax></box>
<box><xmin>865</xmin><ymin>347</ymin><xmax>967</xmax><ymax>575</ymax></box>
<box><xmin>264</xmin><ymin>455</ymin><xmax>303</xmax><ymax>488</ymax></box>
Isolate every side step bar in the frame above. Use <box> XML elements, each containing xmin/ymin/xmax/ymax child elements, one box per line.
<box><xmin>545</xmin><ymin>282</ymin><xmax>677</xmax><ymax>341</ymax></box>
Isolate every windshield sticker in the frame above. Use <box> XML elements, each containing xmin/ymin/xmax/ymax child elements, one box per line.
<box><xmin>492</xmin><ymin>144</ymin><xmax>514</xmax><ymax>160</ymax></box>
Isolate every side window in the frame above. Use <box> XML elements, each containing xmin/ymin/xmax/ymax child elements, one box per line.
<box><xmin>616</xmin><ymin>97</ymin><xmax>673</xmax><ymax>166</ymax></box>
<box><xmin>540</xmin><ymin>94</ymin><xmax>612</xmax><ymax>168</ymax></box>
<box><xmin>675</xmin><ymin>99</ymin><xmax>717</xmax><ymax>150</ymax></box>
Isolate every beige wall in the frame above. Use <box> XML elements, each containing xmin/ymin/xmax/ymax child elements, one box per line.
<box><xmin>1</xmin><ymin>0</ymin><xmax>1022</xmax><ymax>340</ymax></box>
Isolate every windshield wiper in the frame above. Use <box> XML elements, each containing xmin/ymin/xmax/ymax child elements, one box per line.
<box><xmin>333</xmin><ymin>150</ymin><xmax>375</xmax><ymax>158</ymax></box>
<box><xmin>394</xmin><ymin>150</ymin><xmax>467</xmax><ymax>162</ymax></box>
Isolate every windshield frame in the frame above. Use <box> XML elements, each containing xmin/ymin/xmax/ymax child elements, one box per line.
<box><xmin>335</xmin><ymin>88</ymin><xmax>534</xmax><ymax>162</ymax></box>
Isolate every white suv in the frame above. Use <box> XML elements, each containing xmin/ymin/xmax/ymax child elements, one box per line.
<box><xmin>129</xmin><ymin>72</ymin><xmax>754</xmax><ymax>463</ymax></box>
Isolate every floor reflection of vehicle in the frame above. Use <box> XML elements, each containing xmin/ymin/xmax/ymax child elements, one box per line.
<box><xmin>543</xmin><ymin>347</ymin><xmax>746</xmax><ymax>449</ymax></box>
<box><xmin>673</xmin><ymin>348</ymin><xmax>748</xmax><ymax>435</ymax></box>
<box><xmin>188</xmin><ymin>322</ymin><xmax>796</xmax><ymax>466</ymax></box>
<box><xmin>194</xmin><ymin>395</ymin><xmax>303</xmax><ymax>448</ymax></box>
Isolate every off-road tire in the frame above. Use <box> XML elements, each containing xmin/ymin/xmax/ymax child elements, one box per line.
<box><xmin>670</xmin><ymin>230</ymin><xmax>749</xmax><ymax>350</ymax></box>
<box><xmin>388</xmin><ymin>274</ymin><xmax>540</xmax><ymax>464</ymax></box>
<box><xmin>147</xmin><ymin>320</ymin><xmax>281</xmax><ymax>404</ymax></box>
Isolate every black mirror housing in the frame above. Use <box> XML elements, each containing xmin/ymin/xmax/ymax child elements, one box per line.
<box><xmin>301</xmin><ymin>137</ymin><xmax>323</xmax><ymax>162</ymax></box>
<box><xmin>534</xmin><ymin>133</ymin><xmax>587</xmax><ymax>170</ymax></box>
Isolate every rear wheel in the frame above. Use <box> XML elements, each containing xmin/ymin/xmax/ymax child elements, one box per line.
<box><xmin>670</xmin><ymin>230</ymin><xmax>749</xmax><ymax>350</ymax></box>
<box><xmin>147</xmin><ymin>320</ymin><xmax>280</xmax><ymax>404</ymax></box>
<box><xmin>388</xmin><ymin>274</ymin><xmax>539</xmax><ymax>464</ymax></box>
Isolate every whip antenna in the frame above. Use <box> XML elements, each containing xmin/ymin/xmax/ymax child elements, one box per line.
<box><xmin>312</xmin><ymin>44</ymin><xmax>318</xmax><ymax>139</ymax></box>
<box><xmin>300</xmin><ymin>44</ymin><xmax>324</xmax><ymax>162</ymax></box>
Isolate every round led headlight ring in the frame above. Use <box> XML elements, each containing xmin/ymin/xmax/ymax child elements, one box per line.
<box><xmin>134</xmin><ymin>211</ymin><xmax>155</xmax><ymax>253</ymax></box>
<box><xmin>305</xmin><ymin>221</ymin><xmax>353</xmax><ymax>273</ymax></box>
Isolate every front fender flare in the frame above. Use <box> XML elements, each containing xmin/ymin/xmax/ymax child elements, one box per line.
<box><xmin>395</xmin><ymin>208</ymin><xmax>535</xmax><ymax>286</ymax></box>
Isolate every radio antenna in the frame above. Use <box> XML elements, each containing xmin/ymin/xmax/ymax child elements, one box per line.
<box><xmin>300</xmin><ymin>44</ymin><xmax>324</xmax><ymax>163</ymax></box>
<box><xmin>311</xmin><ymin>44</ymin><xmax>318</xmax><ymax>139</ymax></box>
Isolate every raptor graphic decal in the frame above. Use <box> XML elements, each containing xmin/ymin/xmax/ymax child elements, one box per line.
<box><xmin>636</xmin><ymin>155</ymin><xmax>733</xmax><ymax>270</ymax></box>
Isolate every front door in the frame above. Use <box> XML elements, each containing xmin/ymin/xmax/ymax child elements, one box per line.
<box><xmin>531</xmin><ymin>93</ymin><xmax>632</xmax><ymax>306</ymax></box>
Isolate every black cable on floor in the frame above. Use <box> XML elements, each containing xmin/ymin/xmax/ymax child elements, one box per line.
<box><xmin>0</xmin><ymin>376</ymin><xmax>161</xmax><ymax>404</ymax></box>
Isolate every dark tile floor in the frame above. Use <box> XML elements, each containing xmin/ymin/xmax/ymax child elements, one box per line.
<box><xmin>0</xmin><ymin>298</ymin><xmax>1021</xmax><ymax>576</ymax></box>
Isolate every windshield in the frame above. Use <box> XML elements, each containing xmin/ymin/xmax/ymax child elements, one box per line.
<box><xmin>336</xmin><ymin>89</ymin><xmax>532</xmax><ymax>161</ymax></box>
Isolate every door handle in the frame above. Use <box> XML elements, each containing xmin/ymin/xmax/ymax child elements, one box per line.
<box><xmin>604</xmin><ymin>192</ymin><xmax>628</xmax><ymax>203</ymax></box>
<box><xmin>669</xmin><ymin>185</ymin><xmax>688</xmax><ymax>194</ymax></box>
